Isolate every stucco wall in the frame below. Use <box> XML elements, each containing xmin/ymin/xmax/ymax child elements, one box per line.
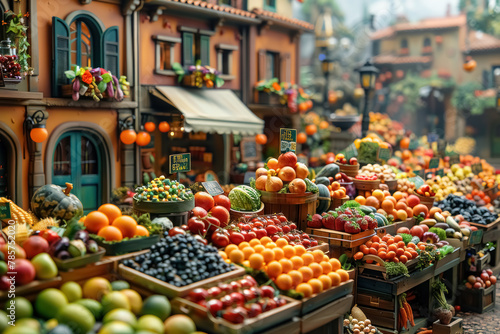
<box><xmin>247</xmin><ymin>0</ymin><xmax>292</xmax><ymax>16</ymax></box>
<box><xmin>255</xmin><ymin>29</ymin><xmax>297</xmax><ymax>83</ymax></box>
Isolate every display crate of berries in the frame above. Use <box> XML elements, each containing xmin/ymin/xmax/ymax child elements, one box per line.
<box><xmin>118</xmin><ymin>234</ymin><xmax>246</xmax><ymax>298</ymax></box>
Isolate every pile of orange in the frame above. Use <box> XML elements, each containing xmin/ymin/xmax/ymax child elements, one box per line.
<box><xmin>355</xmin><ymin>190</ymin><xmax>428</xmax><ymax>221</ymax></box>
<box><xmin>82</xmin><ymin>203</ymin><xmax>149</xmax><ymax>241</ymax></box>
<box><xmin>356</xmin><ymin>235</ymin><xmax>419</xmax><ymax>264</ymax></box>
<box><xmin>220</xmin><ymin>237</ymin><xmax>350</xmax><ymax>297</ymax></box>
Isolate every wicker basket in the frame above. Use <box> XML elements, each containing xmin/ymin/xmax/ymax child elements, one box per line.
<box><xmin>416</xmin><ymin>193</ymin><xmax>435</xmax><ymax>210</ymax></box>
<box><xmin>336</xmin><ymin>163</ymin><xmax>359</xmax><ymax>178</ymax></box>
<box><xmin>353</xmin><ymin>179</ymin><xmax>380</xmax><ymax>191</ymax></box>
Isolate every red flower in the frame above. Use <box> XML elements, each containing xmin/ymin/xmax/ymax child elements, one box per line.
<box><xmin>82</xmin><ymin>70</ymin><xmax>93</xmax><ymax>84</ymax></box>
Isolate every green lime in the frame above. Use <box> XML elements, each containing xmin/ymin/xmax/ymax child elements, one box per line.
<box><xmin>61</xmin><ymin>282</ymin><xmax>82</xmax><ymax>302</ymax></box>
<box><xmin>0</xmin><ymin>261</ymin><xmax>7</xmax><ymax>276</ymax></box>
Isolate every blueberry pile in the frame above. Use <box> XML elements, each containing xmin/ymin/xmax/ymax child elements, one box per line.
<box><xmin>122</xmin><ymin>234</ymin><xmax>233</xmax><ymax>286</ymax></box>
<box><xmin>437</xmin><ymin>194</ymin><xmax>497</xmax><ymax>225</ymax></box>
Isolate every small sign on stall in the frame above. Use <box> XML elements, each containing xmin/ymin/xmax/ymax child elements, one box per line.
<box><xmin>448</xmin><ymin>154</ymin><xmax>460</xmax><ymax>165</ymax></box>
<box><xmin>169</xmin><ymin>153</ymin><xmax>191</xmax><ymax>174</ymax></box>
<box><xmin>377</xmin><ymin>148</ymin><xmax>392</xmax><ymax>161</ymax></box>
<box><xmin>0</xmin><ymin>202</ymin><xmax>11</xmax><ymax>220</ymax></box>
<box><xmin>202</xmin><ymin>181</ymin><xmax>224</xmax><ymax>196</ymax></box>
<box><xmin>436</xmin><ymin>169</ymin><xmax>445</xmax><ymax>177</ymax></box>
<box><xmin>243</xmin><ymin>171</ymin><xmax>256</xmax><ymax>184</ymax></box>
<box><xmin>429</xmin><ymin>158</ymin><xmax>440</xmax><ymax>169</ymax></box>
<box><xmin>280</xmin><ymin>128</ymin><xmax>297</xmax><ymax>153</ymax></box>
<box><xmin>408</xmin><ymin>140</ymin><xmax>419</xmax><ymax>150</ymax></box>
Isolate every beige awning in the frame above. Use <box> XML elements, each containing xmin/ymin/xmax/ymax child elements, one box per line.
<box><xmin>155</xmin><ymin>86</ymin><xmax>264</xmax><ymax>135</ymax></box>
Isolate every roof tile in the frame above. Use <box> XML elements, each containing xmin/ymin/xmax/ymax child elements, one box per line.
<box><xmin>251</xmin><ymin>8</ymin><xmax>314</xmax><ymax>30</ymax></box>
<box><xmin>468</xmin><ymin>31</ymin><xmax>500</xmax><ymax>52</ymax></box>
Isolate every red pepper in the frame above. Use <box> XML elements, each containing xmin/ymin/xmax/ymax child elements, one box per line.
<box><xmin>40</xmin><ymin>229</ymin><xmax>61</xmax><ymax>245</ymax></box>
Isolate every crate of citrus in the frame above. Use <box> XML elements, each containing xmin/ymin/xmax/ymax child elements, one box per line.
<box><xmin>133</xmin><ymin>175</ymin><xmax>195</xmax><ymax>214</ymax></box>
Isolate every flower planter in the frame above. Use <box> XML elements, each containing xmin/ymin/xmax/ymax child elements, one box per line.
<box><xmin>254</xmin><ymin>90</ymin><xmax>282</xmax><ymax>105</ymax></box>
<box><xmin>61</xmin><ymin>84</ymin><xmax>115</xmax><ymax>101</ymax></box>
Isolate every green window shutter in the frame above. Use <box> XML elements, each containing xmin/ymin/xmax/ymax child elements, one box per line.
<box><xmin>102</xmin><ymin>26</ymin><xmax>119</xmax><ymax>77</ymax></box>
<box><xmin>52</xmin><ymin>17</ymin><xmax>71</xmax><ymax>97</ymax></box>
<box><xmin>182</xmin><ymin>32</ymin><xmax>194</xmax><ymax>66</ymax></box>
<box><xmin>199</xmin><ymin>35</ymin><xmax>210</xmax><ymax>66</ymax></box>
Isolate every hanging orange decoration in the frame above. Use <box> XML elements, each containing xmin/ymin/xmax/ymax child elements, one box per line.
<box><xmin>319</xmin><ymin>121</ymin><xmax>329</xmax><ymax>129</ymax></box>
<box><xmin>144</xmin><ymin>122</ymin><xmax>156</xmax><ymax>132</ymax></box>
<box><xmin>120</xmin><ymin>129</ymin><xmax>137</xmax><ymax>145</ymax></box>
<box><xmin>158</xmin><ymin>121</ymin><xmax>170</xmax><ymax>133</ymax></box>
<box><xmin>255</xmin><ymin>134</ymin><xmax>267</xmax><ymax>145</ymax></box>
<box><xmin>297</xmin><ymin>132</ymin><xmax>307</xmax><ymax>144</ymax></box>
<box><xmin>305</xmin><ymin>124</ymin><xmax>317</xmax><ymax>136</ymax></box>
<box><xmin>463</xmin><ymin>57</ymin><xmax>477</xmax><ymax>72</ymax></box>
<box><xmin>136</xmin><ymin>131</ymin><xmax>151</xmax><ymax>146</ymax></box>
<box><xmin>30</xmin><ymin>127</ymin><xmax>48</xmax><ymax>143</ymax></box>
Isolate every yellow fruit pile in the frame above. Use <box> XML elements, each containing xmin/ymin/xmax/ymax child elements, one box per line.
<box><xmin>220</xmin><ymin>237</ymin><xmax>350</xmax><ymax>298</ymax></box>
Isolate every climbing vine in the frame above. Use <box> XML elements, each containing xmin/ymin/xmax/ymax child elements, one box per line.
<box><xmin>2</xmin><ymin>10</ymin><xmax>31</xmax><ymax>74</ymax></box>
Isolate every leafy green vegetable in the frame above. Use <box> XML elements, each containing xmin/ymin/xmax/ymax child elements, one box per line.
<box><xmin>429</xmin><ymin>227</ymin><xmax>447</xmax><ymax>241</ymax></box>
<box><xmin>341</xmin><ymin>200</ymin><xmax>360</xmax><ymax>208</ymax></box>
<box><xmin>398</xmin><ymin>233</ymin><xmax>413</xmax><ymax>245</ymax></box>
<box><xmin>384</xmin><ymin>261</ymin><xmax>409</xmax><ymax>277</ymax></box>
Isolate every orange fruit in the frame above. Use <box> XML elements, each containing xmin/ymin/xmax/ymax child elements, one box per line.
<box><xmin>394</xmin><ymin>235</ymin><xmax>403</xmax><ymax>243</ymax></box>
<box><xmin>282</xmin><ymin>245</ymin><xmax>296</xmax><ymax>259</ymax></box>
<box><xmin>249</xmin><ymin>239</ymin><xmax>261</xmax><ymax>247</ymax></box>
<box><xmin>296</xmin><ymin>283</ymin><xmax>313</xmax><ymax>298</ymax></box>
<box><xmin>97</xmin><ymin>226</ymin><xmax>123</xmax><ymax>241</ymax></box>
<box><xmin>273</xmin><ymin>248</ymin><xmax>284</xmax><ymax>261</ymax></box>
<box><xmin>267</xmin><ymin>158</ymin><xmax>279</xmax><ymax>170</ymax></box>
<box><xmin>261</xmin><ymin>249</ymin><xmax>275</xmax><ymax>263</ymax></box>
<box><xmin>318</xmin><ymin>275</ymin><xmax>332</xmax><ymax>290</ymax></box>
<box><xmin>225</xmin><ymin>244</ymin><xmax>238</xmax><ymax>256</ymax></box>
<box><xmin>293</xmin><ymin>245</ymin><xmax>307</xmax><ymax>256</ymax></box>
<box><xmin>112</xmin><ymin>215</ymin><xmax>138</xmax><ymax>238</ymax></box>
<box><xmin>381</xmin><ymin>200</ymin><xmax>395</xmax><ymax>213</ymax></box>
<box><xmin>84</xmin><ymin>211</ymin><xmax>109</xmax><ymax>234</ymax></box>
<box><xmin>242</xmin><ymin>247</ymin><xmax>256</xmax><ymax>260</ymax></box>
<box><xmin>329</xmin><ymin>258</ymin><xmax>341</xmax><ymax>271</ymax></box>
<box><xmin>309</xmin><ymin>263</ymin><xmax>323</xmax><ymax>278</ymax></box>
<box><xmin>395</xmin><ymin>201</ymin><xmax>408</xmax><ymax>211</ymax></box>
<box><xmin>290</xmin><ymin>256</ymin><xmax>304</xmax><ymax>270</ymax></box>
<box><xmin>301</xmin><ymin>253</ymin><xmax>315</xmax><ymax>266</ymax></box>
<box><xmin>249</xmin><ymin>253</ymin><xmax>264</xmax><ymax>270</ymax></box>
<box><xmin>98</xmin><ymin>204</ymin><xmax>122</xmax><ymax>224</ymax></box>
<box><xmin>219</xmin><ymin>251</ymin><xmax>227</xmax><ymax>260</ymax></box>
<box><xmin>265</xmin><ymin>242</ymin><xmax>277</xmax><ymax>249</ymax></box>
<box><xmin>308</xmin><ymin>278</ymin><xmax>323</xmax><ymax>294</ymax></box>
<box><xmin>298</xmin><ymin>266</ymin><xmax>314</xmax><ymax>282</ymax></box>
<box><xmin>320</xmin><ymin>261</ymin><xmax>333</xmax><ymax>274</ymax></box>
<box><xmin>288</xmin><ymin>270</ymin><xmax>303</xmax><ymax>287</ymax></box>
<box><xmin>355</xmin><ymin>196</ymin><xmax>366</xmax><ymax>205</ymax></box>
<box><xmin>323</xmin><ymin>255</ymin><xmax>330</xmax><ymax>262</ymax></box>
<box><xmin>279</xmin><ymin>258</ymin><xmax>293</xmax><ymax>273</ymax></box>
<box><xmin>328</xmin><ymin>272</ymin><xmax>341</xmax><ymax>286</ymax></box>
<box><xmin>238</xmin><ymin>242</ymin><xmax>250</xmax><ymax>250</ymax></box>
<box><xmin>275</xmin><ymin>238</ymin><xmax>288</xmax><ymax>248</ymax></box>
<box><xmin>372</xmin><ymin>189</ymin><xmax>385</xmax><ymax>202</ymax></box>
<box><xmin>312</xmin><ymin>250</ymin><xmax>325</xmax><ymax>263</ymax></box>
<box><xmin>135</xmin><ymin>225</ymin><xmax>150</xmax><ymax>237</ymax></box>
<box><xmin>260</xmin><ymin>237</ymin><xmax>272</xmax><ymax>245</ymax></box>
<box><xmin>267</xmin><ymin>261</ymin><xmax>283</xmax><ymax>278</ymax></box>
<box><xmin>393</xmin><ymin>191</ymin><xmax>404</xmax><ymax>201</ymax></box>
<box><xmin>336</xmin><ymin>269</ymin><xmax>349</xmax><ymax>282</ymax></box>
<box><xmin>275</xmin><ymin>274</ymin><xmax>293</xmax><ymax>290</ymax></box>
<box><xmin>385</xmin><ymin>196</ymin><xmax>397</xmax><ymax>206</ymax></box>
<box><xmin>229</xmin><ymin>250</ymin><xmax>244</xmax><ymax>264</ymax></box>
<box><xmin>253</xmin><ymin>245</ymin><xmax>265</xmax><ymax>253</ymax></box>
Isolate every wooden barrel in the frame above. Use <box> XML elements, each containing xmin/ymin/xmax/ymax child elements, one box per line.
<box><xmin>230</xmin><ymin>203</ymin><xmax>265</xmax><ymax>222</ymax></box>
<box><xmin>260</xmin><ymin>191</ymin><xmax>318</xmax><ymax>231</ymax></box>
<box><xmin>336</xmin><ymin>163</ymin><xmax>359</xmax><ymax>178</ymax></box>
<box><xmin>330</xmin><ymin>196</ymin><xmax>350</xmax><ymax>210</ymax></box>
<box><xmin>416</xmin><ymin>194</ymin><xmax>435</xmax><ymax>210</ymax></box>
<box><xmin>353</xmin><ymin>179</ymin><xmax>380</xmax><ymax>193</ymax></box>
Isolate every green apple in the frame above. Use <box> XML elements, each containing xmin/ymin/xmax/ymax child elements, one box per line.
<box><xmin>31</xmin><ymin>253</ymin><xmax>58</xmax><ymax>280</ymax></box>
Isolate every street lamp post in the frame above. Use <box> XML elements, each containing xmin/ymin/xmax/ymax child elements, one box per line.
<box><xmin>321</xmin><ymin>54</ymin><xmax>335</xmax><ymax>118</ymax></box>
<box><xmin>356</xmin><ymin>59</ymin><xmax>379</xmax><ymax>138</ymax></box>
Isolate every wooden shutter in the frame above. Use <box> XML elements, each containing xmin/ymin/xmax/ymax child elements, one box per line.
<box><xmin>182</xmin><ymin>32</ymin><xmax>194</xmax><ymax>66</ymax></box>
<box><xmin>280</xmin><ymin>53</ymin><xmax>291</xmax><ymax>82</ymax></box>
<box><xmin>258</xmin><ymin>50</ymin><xmax>266</xmax><ymax>81</ymax></box>
<box><xmin>199</xmin><ymin>35</ymin><xmax>210</xmax><ymax>66</ymax></box>
<box><xmin>52</xmin><ymin>17</ymin><xmax>71</xmax><ymax>97</ymax></box>
<box><xmin>102</xmin><ymin>26</ymin><xmax>120</xmax><ymax>77</ymax></box>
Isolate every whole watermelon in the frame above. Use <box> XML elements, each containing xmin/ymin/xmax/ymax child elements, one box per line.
<box><xmin>31</xmin><ymin>183</ymin><xmax>83</xmax><ymax>220</ymax></box>
<box><xmin>229</xmin><ymin>186</ymin><xmax>261</xmax><ymax>211</ymax></box>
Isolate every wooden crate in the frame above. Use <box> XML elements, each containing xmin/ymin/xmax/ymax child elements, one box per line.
<box><xmin>433</xmin><ymin>317</ymin><xmax>464</xmax><ymax>334</ymax></box>
<box><xmin>415</xmin><ymin>194</ymin><xmax>435</xmax><ymax>210</ymax></box>
<box><xmin>358</xmin><ymin>305</ymin><xmax>396</xmax><ymax>330</ymax></box>
<box><xmin>357</xmin><ymin>291</ymin><xmax>395</xmax><ymax>311</ymax></box>
<box><xmin>306</xmin><ymin>228</ymin><xmax>374</xmax><ymax>259</ymax></box>
<box><xmin>300</xmin><ymin>294</ymin><xmax>354</xmax><ymax>333</ymax></box>
<box><xmin>358</xmin><ymin>254</ymin><xmax>419</xmax><ymax>280</ymax></box>
<box><xmin>376</xmin><ymin>218</ymin><xmax>415</xmax><ymax>236</ymax></box>
<box><xmin>260</xmin><ymin>191</ymin><xmax>318</xmax><ymax>231</ymax></box>
<box><xmin>458</xmin><ymin>284</ymin><xmax>496</xmax><ymax>314</ymax></box>
<box><xmin>300</xmin><ymin>279</ymin><xmax>354</xmax><ymax>315</ymax></box>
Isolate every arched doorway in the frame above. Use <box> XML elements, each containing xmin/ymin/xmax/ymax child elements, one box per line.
<box><xmin>52</xmin><ymin>131</ymin><xmax>102</xmax><ymax>213</ymax></box>
<box><xmin>0</xmin><ymin>123</ymin><xmax>23</xmax><ymax>206</ymax></box>
<box><xmin>0</xmin><ymin>137</ymin><xmax>8</xmax><ymax>198</ymax></box>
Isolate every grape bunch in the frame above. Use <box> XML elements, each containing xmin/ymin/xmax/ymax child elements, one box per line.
<box><xmin>0</xmin><ymin>55</ymin><xmax>22</xmax><ymax>80</ymax></box>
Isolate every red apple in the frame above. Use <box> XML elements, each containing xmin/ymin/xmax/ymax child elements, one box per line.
<box><xmin>22</xmin><ymin>236</ymin><xmax>50</xmax><ymax>259</ymax></box>
<box><xmin>410</xmin><ymin>226</ymin><xmax>424</xmax><ymax>239</ymax></box>
<box><xmin>12</xmin><ymin>259</ymin><xmax>36</xmax><ymax>285</ymax></box>
<box><xmin>397</xmin><ymin>227</ymin><xmax>410</xmax><ymax>235</ymax></box>
<box><xmin>1</xmin><ymin>243</ymin><xmax>26</xmax><ymax>260</ymax></box>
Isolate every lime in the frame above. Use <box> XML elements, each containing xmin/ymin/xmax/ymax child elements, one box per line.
<box><xmin>111</xmin><ymin>280</ymin><xmax>130</xmax><ymax>291</ymax></box>
<box><xmin>98</xmin><ymin>321</ymin><xmax>134</xmax><ymax>334</ymax></box>
<box><xmin>101</xmin><ymin>291</ymin><xmax>130</xmax><ymax>315</ymax></box>
<box><xmin>136</xmin><ymin>315</ymin><xmax>164</xmax><ymax>334</ymax></box>
<box><xmin>5</xmin><ymin>297</ymin><xmax>32</xmax><ymax>319</ymax></box>
<box><xmin>141</xmin><ymin>295</ymin><xmax>171</xmax><ymax>321</ymax></box>
<box><xmin>35</xmin><ymin>288</ymin><xmax>68</xmax><ymax>319</ymax></box>
<box><xmin>0</xmin><ymin>310</ymin><xmax>8</xmax><ymax>333</ymax></box>
<box><xmin>103</xmin><ymin>308</ymin><xmax>136</xmax><ymax>327</ymax></box>
<box><xmin>56</xmin><ymin>303</ymin><xmax>95</xmax><ymax>334</ymax></box>
<box><xmin>75</xmin><ymin>298</ymin><xmax>103</xmax><ymax>320</ymax></box>
<box><xmin>61</xmin><ymin>282</ymin><xmax>82</xmax><ymax>302</ymax></box>
<box><xmin>0</xmin><ymin>261</ymin><xmax>7</xmax><ymax>276</ymax></box>
<box><xmin>120</xmin><ymin>289</ymin><xmax>142</xmax><ymax>315</ymax></box>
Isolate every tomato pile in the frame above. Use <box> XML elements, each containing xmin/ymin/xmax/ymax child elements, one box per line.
<box><xmin>355</xmin><ymin>174</ymin><xmax>378</xmax><ymax>181</ymax></box>
<box><xmin>356</xmin><ymin>234</ymin><xmax>419</xmax><ymax>264</ymax></box>
<box><xmin>416</xmin><ymin>184</ymin><xmax>436</xmax><ymax>197</ymax></box>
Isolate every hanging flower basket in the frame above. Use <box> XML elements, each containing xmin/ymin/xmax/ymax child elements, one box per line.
<box><xmin>254</xmin><ymin>78</ymin><xmax>312</xmax><ymax>113</ymax></box>
<box><xmin>172</xmin><ymin>61</ymin><xmax>224</xmax><ymax>88</ymax></box>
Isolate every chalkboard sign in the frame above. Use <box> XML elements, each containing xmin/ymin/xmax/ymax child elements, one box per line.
<box><xmin>345</xmin><ymin>143</ymin><xmax>358</xmax><ymax>160</ymax></box>
<box><xmin>472</xmin><ymin>163</ymin><xmax>483</xmax><ymax>174</ymax></box>
<box><xmin>377</xmin><ymin>148</ymin><xmax>392</xmax><ymax>161</ymax></box>
<box><xmin>0</xmin><ymin>202</ymin><xmax>11</xmax><ymax>220</ymax></box>
<box><xmin>429</xmin><ymin>157</ymin><xmax>439</xmax><ymax>169</ymax></box>
<box><xmin>243</xmin><ymin>171</ymin><xmax>256</xmax><ymax>184</ymax></box>
<box><xmin>169</xmin><ymin>153</ymin><xmax>191</xmax><ymax>174</ymax></box>
<box><xmin>280</xmin><ymin>128</ymin><xmax>297</xmax><ymax>153</ymax></box>
<box><xmin>408</xmin><ymin>140</ymin><xmax>419</xmax><ymax>150</ymax></box>
<box><xmin>0</xmin><ymin>63</ymin><xmax>4</xmax><ymax>88</ymax></box>
<box><xmin>448</xmin><ymin>154</ymin><xmax>460</xmax><ymax>165</ymax></box>
<box><xmin>469</xmin><ymin>230</ymin><xmax>484</xmax><ymax>246</ymax></box>
<box><xmin>202</xmin><ymin>181</ymin><xmax>224</xmax><ymax>196</ymax></box>
<box><xmin>414</xmin><ymin>169</ymin><xmax>425</xmax><ymax>178</ymax></box>
<box><xmin>436</xmin><ymin>169</ymin><xmax>444</xmax><ymax>177</ymax></box>
<box><xmin>240</xmin><ymin>137</ymin><xmax>259</xmax><ymax>162</ymax></box>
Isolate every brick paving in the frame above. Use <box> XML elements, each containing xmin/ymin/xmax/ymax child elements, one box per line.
<box><xmin>458</xmin><ymin>283</ymin><xmax>500</xmax><ymax>334</ymax></box>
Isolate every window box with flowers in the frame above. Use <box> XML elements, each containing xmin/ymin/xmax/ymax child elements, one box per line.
<box><xmin>172</xmin><ymin>61</ymin><xmax>224</xmax><ymax>88</ymax></box>
<box><xmin>399</xmin><ymin>48</ymin><xmax>409</xmax><ymax>56</ymax></box>
<box><xmin>254</xmin><ymin>78</ymin><xmax>312</xmax><ymax>113</ymax></box>
<box><xmin>63</xmin><ymin>66</ymin><xmax>130</xmax><ymax>102</ymax></box>
<box><xmin>1</xmin><ymin>10</ymin><xmax>32</xmax><ymax>83</ymax></box>
<box><xmin>422</xmin><ymin>46</ymin><xmax>433</xmax><ymax>54</ymax></box>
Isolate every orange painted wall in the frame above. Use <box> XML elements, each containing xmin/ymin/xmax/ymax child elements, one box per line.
<box><xmin>255</xmin><ymin>29</ymin><xmax>297</xmax><ymax>83</ymax></box>
<box><xmin>37</xmin><ymin>0</ymin><xmax>126</xmax><ymax>97</ymax></box>
<box><xmin>139</xmin><ymin>13</ymin><xmax>241</xmax><ymax>90</ymax></box>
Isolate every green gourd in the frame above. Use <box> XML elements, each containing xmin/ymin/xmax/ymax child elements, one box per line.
<box><xmin>316</xmin><ymin>184</ymin><xmax>331</xmax><ymax>214</ymax></box>
<box><xmin>316</xmin><ymin>163</ymin><xmax>340</xmax><ymax>179</ymax></box>
<box><xmin>31</xmin><ymin>183</ymin><xmax>83</xmax><ymax>221</ymax></box>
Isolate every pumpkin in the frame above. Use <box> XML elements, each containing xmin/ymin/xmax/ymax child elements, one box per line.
<box><xmin>316</xmin><ymin>184</ymin><xmax>331</xmax><ymax>213</ymax></box>
<box><xmin>266</xmin><ymin>170</ymin><xmax>283</xmax><ymax>192</ymax></box>
<box><xmin>278</xmin><ymin>151</ymin><xmax>297</xmax><ymax>169</ymax></box>
<box><xmin>31</xmin><ymin>183</ymin><xmax>83</xmax><ymax>220</ymax></box>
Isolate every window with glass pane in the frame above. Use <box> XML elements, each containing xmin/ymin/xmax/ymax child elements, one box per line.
<box><xmin>219</xmin><ymin>0</ymin><xmax>232</xmax><ymax>6</ymax></box>
<box><xmin>159</xmin><ymin>41</ymin><xmax>173</xmax><ymax>70</ymax></box>
<box><xmin>54</xmin><ymin>137</ymin><xmax>72</xmax><ymax>176</ymax></box>
<box><xmin>222</xmin><ymin>50</ymin><xmax>231</xmax><ymax>75</ymax></box>
<box><xmin>264</xmin><ymin>0</ymin><xmax>276</xmax><ymax>12</ymax></box>
<box><xmin>81</xmin><ymin>136</ymin><xmax>98</xmax><ymax>175</ymax></box>
<box><xmin>70</xmin><ymin>20</ymin><xmax>92</xmax><ymax>68</ymax></box>
<box><xmin>265</xmin><ymin>52</ymin><xmax>278</xmax><ymax>80</ymax></box>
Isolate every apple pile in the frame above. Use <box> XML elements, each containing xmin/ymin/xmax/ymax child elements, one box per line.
<box><xmin>335</xmin><ymin>154</ymin><xmax>358</xmax><ymax>166</ymax></box>
<box><xmin>0</xmin><ymin>235</ymin><xmax>59</xmax><ymax>290</ymax></box>
<box><xmin>465</xmin><ymin>269</ymin><xmax>497</xmax><ymax>289</ymax></box>
<box><xmin>186</xmin><ymin>276</ymin><xmax>288</xmax><ymax>324</ymax></box>
<box><xmin>416</xmin><ymin>184</ymin><xmax>435</xmax><ymax>197</ymax></box>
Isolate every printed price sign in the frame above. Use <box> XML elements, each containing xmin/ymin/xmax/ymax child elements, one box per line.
<box><xmin>243</xmin><ymin>171</ymin><xmax>256</xmax><ymax>184</ymax></box>
<box><xmin>0</xmin><ymin>202</ymin><xmax>11</xmax><ymax>220</ymax></box>
<box><xmin>202</xmin><ymin>181</ymin><xmax>224</xmax><ymax>196</ymax></box>
<box><xmin>429</xmin><ymin>157</ymin><xmax>440</xmax><ymax>169</ymax></box>
<box><xmin>448</xmin><ymin>154</ymin><xmax>460</xmax><ymax>165</ymax></box>
<box><xmin>344</xmin><ymin>143</ymin><xmax>358</xmax><ymax>160</ymax></box>
<box><xmin>280</xmin><ymin>128</ymin><xmax>297</xmax><ymax>154</ymax></box>
<box><xmin>378</xmin><ymin>148</ymin><xmax>392</xmax><ymax>161</ymax></box>
<box><xmin>169</xmin><ymin>153</ymin><xmax>191</xmax><ymax>174</ymax></box>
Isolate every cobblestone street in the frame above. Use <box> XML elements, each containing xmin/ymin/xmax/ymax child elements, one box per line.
<box><xmin>459</xmin><ymin>283</ymin><xmax>500</xmax><ymax>334</ymax></box>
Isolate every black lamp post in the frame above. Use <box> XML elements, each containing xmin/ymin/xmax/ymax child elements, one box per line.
<box><xmin>321</xmin><ymin>53</ymin><xmax>335</xmax><ymax>117</ymax></box>
<box><xmin>356</xmin><ymin>59</ymin><xmax>379</xmax><ymax>137</ymax></box>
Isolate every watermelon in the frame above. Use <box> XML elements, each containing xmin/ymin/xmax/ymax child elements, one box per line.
<box><xmin>316</xmin><ymin>184</ymin><xmax>331</xmax><ymax>214</ymax></box>
<box><xmin>31</xmin><ymin>183</ymin><xmax>83</xmax><ymax>220</ymax></box>
<box><xmin>229</xmin><ymin>186</ymin><xmax>261</xmax><ymax>211</ymax></box>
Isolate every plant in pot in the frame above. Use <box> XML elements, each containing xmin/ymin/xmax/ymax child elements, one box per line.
<box><xmin>2</xmin><ymin>10</ymin><xmax>32</xmax><ymax>76</ymax></box>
